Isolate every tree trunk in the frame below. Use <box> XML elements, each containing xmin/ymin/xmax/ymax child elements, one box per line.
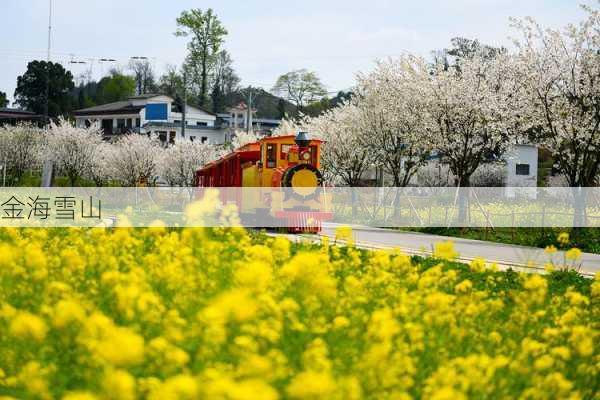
<box><xmin>351</xmin><ymin>186</ymin><xmax>358</xmax><ymax>219</ymax></box>
<box><xmin>572</xmin><ymin>186</ymin><xmax>587</xmax><ymax>229</ymax></box>
<box><xmin>200</xmin><ymin>50</ymin><xmax>208</xmax><ymax>107</ymax></box>
<box><xmin>457</xmin><ymin>175</ymin><xmax>470</xmax><ymax>225</ymax></box>
<box><xmin>393</xmin><ymin>175</ymin><xmax>402</xmax><ymax>221</ymax></box>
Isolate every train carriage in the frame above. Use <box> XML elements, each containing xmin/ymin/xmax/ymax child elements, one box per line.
<box><xmin>195</xmin><ymin>132</ymin><xmax>332</xmax><ymax>233</ymax></box>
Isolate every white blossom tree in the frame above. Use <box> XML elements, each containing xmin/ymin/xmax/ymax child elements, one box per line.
<box><xmin>307</xmin><ymin>102</ymin><xmax>376</xmax><ymax>186</ymax></box>
<box><xmin>356</xmin><ymin>55</ymin><xmax>432</xmax><ymax>187</ymax></box>
<box><xmin>424</xmin><ymin>55</ymin><xmax>511</xmax><ymax>188</ymax></box>
<box><xmin>0</xmin><ymin>124</ymin><xmax>44</xmax><ymax>185</ymax></box>
<box><xmin>510</xmin><ymin>5</ymin><xmax>600</xmax><ymax>188</ymax></box>
<box><xmin>109</xmin><ymin>135</ymin><xmax>162</xmax><ymax>186</ymax></box>
<box><xmin>45</xmin><ymin>118</ymin><xmax>103</xmax><ymax>186</ymax></box>
<box><xmin>422</xmin><ymin>55</ymin><xmax>513</xmax><ymax>221</ymax></box>
<box><xmin>86</xmin><ymin>142</ymin><xmax>116</xmax><ymax>187</ymax></box>
<box><xmin>159</xmin><ymin>141</ymin><xmax>217</xmax><ymax>186</ymax></box>
<box><xmin>272</xmin><ymin>118</ymin><xmax>302</xmax><ymax>137</ymax></box>
<box><xmin>230</xmin><ymin>130</ymin><xmax>259</xmax><ymax>150</ymax></box>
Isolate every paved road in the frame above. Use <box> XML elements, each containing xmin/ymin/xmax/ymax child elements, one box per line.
<box><xmin>296</xmin><ymin>223</ymin><xmax>600</xmax><ymax>277</ymax></box>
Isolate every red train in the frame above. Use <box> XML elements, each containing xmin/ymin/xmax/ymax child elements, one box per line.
<box><xmin>195</xmin><ymin>132</ymin><xmax>332</xmax><ymax>232</ymax></box>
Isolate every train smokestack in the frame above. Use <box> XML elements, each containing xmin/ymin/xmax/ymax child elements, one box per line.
<box><xmin>295</xmin><ymin>131</ymin><xmax>311</xmax><ymax>148</ymax></box>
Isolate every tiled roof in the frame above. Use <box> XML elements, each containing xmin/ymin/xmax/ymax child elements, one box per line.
<box><xmin>74</xmin><ymin>101</ymin><xmax>144</xmax><ymax>116</ymax></box>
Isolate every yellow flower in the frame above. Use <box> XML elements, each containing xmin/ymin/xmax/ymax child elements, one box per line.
<box><xmin>545</xmin><ymin>245</ymin><xmax>557</xmax><ymax>254</ymax></box>
<box><xmin>454</xmin><ymin>279</ymin><xmax>473</xmax><ymax>294</ymax></box>
<box><xmin>551</xmin><ymin>346</ymin><xmax>571</xmax><ymax>361</ymax></box>
<box><xmin>62</xmin><ymin>392</ymin><xmax>98</xmax><ymax>400</ymax></box>
<box><xmin>0</xmin><ymin>243</ymin><xmax>16</xmax><ymax>268</ymax></box>
<box><xmin>429</xmin><ymin>386</ymin><xmax>467</xmax><ymax>400</ymax></box>
<box><xmin>469</xmin><ymin>257</ymin><xmax>486</xmax><ymax>272</ymax></box>
<box><xmin>332</xmin><ymin>316</ymin><xmax>350</xmax><ymax>330</ymax></box>
<box><xmin>565</xmin><ymin>248</ymin><xmax>582</xmax><ymax>261</ymax></box>
<box><xmin>557</xmin><ymin>232</ymin><xmax>570</xmax><ymax>246</ymax></box>
<box><xmin>335</xmin><ymin>226</ymin><xmax>353</xmax><ymax>242</ymax></box>
<box><xmin>148</xmin><ymin>375</ymin><xmax>198</xmax><ymax>400</ymax></box>
<box><xmin>287</xmin><ymin>371</ymin><xmax>337</xmax><ymax>399</ymax></box>
<box><xmin>544</xmin><ymin>263</ymin><xmax>555</xmax><ymax>272</ymax></box>
<box><xmin>272</xmin><ymin>236</ymin><xmax>291</xmax><ymax>262</ymax></box>
<box><xmin>89</xmin><ymin>321</ymin><xmax>145</xmax><ymax>367</ymax></box>
<box><xmin>52</xmin><ymin>300</ymin><xmax>85</xmax><ymax>328</ymax></box>
<box><xmin>10</xmin><ymin>312</ymin><xmax>47</xmax><ymax>342</ymax></box>
<box><xmin>102</xmin><ymin>369</ymin><xmax>136</xmax><ymax>400</ymax></box>
<box><xmin>489</xmin><ymin>331</ymin><xmax>502</xmax><ymax>344</ymax></box>
<box><xmin>235</xmin><ymin>261</ymin><xmax>273</xmax><ymax>291</ymax></box>
<box><xmin>571</xmin><ymin>333</ymin><xmax>594</xmax><ymax>357</ymax></box>
<box><xmin>433</xmin><ymin>241</ymin><xmax>458</xmax><ymax>261</ymax></box>
<box><xmin>17</xmin><ymin>361</ymin><xmax>51</xmax><ymax>399</ymax></box>
<box><xmin>534</xmin><ymin>354</ymin><xmax>554</xmax><ymax>370</ymax></box>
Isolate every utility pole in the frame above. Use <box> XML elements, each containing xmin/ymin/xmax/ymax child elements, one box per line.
<box><xmin>181</xmin><ymin>72</ymin><xmax>187</xmax><ymax>139</ymax></box>
<box><xmin>44</xmin><ymin>0</ymin><xmax>52</xmax><ymax>126</ymax></box>
<box><xmin>41</xmin><ymin>0</ymin><xmax>54</xmax><ymax>186</ymax></box>
<box><xmin>246</xmin><ymin>87</ymin><xmax>255</xmax><ymax>134</ymax></box>
<box><xmin>47</xmin><ymin>0</ymin><xmax>52</xmax><ymax>61</ymax></box>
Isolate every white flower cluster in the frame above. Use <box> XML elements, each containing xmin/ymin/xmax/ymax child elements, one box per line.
<box><xmin>1</xmin><ymin>119</ymin><xmax>219</xmax><ymax>187</ymax></box>
<box><xmin>300</xmin><ymin>4</ymin><xmax>600</xmax><ymax>188</ymax></box>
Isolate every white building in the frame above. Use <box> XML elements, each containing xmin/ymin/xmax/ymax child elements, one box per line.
<box><xmin>505</xmin><ymin>144</ymin><xmax>538</xmax><ymax>186</ymax></box>
<box><xmin>74</xmin><ymin>94</ymin><xmax>227</xmax><ymax>145</ymax></box>
<box><xmin>504</xmin><ymin>144</ymin><xmax>538</xmax><ymax>198</ymax></box>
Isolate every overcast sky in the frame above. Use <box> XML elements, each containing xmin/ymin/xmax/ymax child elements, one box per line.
<box><xmin>0</xmin><ymin>0</ymin><xmax>594</xmax><ymax>105</ymax></box>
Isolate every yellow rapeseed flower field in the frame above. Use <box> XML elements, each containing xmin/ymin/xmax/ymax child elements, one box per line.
<box><xmin>0</xmin><ymin>227</ymin><xmax>598</xmax><ymax>399</ymax></box>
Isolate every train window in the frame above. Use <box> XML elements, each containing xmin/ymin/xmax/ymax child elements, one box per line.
<box><xmin>266</xmin><ymin>144</ymin><xmax>277</xmax><ymax>168</ymax></box>
<box><xmin>280</xmin><ymin>144</ymin><xmax>292</xmax><ymax>160</ymax></box>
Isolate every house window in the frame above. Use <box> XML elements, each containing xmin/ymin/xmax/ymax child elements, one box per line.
<box><xmin>174</xmin><ymin>120</ymin><xmax>181</xmax><ymax>124</ymax></box>
<box><xmin>127</xmin><ymin>119</ymin><xmax>133</xmax><ymax>129</ymax></box>
<box><xmin>266</xmin><ymin>144</ymin><xmax>277</xmax><ymax>168</ymax></box>
<box><xmin>197</xmin><ymin>121</ymin><xmax>208</xmax><ymax>127</ymax></box>
<box><xmin>516</xmin><ymin>164</ymin><xmax>530</xmax><ymax>176</ymax></box>
<box><xmin>101</xmin><ymin>119</ymin><xmax>113</xmax><ymax>135</ymax></box>
<box><xmin>117</xmin><ymin>119</ymin><xmax>125</xmax><ymax>133</ymax></box>
<box><xmin>201</xmin><ymin>136</ymin><xmax>208</xmax><ymax>144</ymax></box>
<box><xmin>135</xmin><ymin>118</ymin><xmax>141</xmax><ymax>128</ymax></box>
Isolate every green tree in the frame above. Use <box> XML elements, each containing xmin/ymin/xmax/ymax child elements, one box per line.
<box><xmin>158</xmin><ymin>65</ymin><xmax>185</xmax><ymax>100</ymax></box>
<box><xmin>272</xmin><ymin>69</ymin><xmax>327</xmax><ymax>111</ymax></box>
<box><xmin>14</xmin><ymin>60</ymin><xmax>74</xmax><ymax>117</ymax></box>
<box><xmin>0</xmin><ymin>91</ymin><xmax>8</xmax><ymax>108</ymax></box>
<box><xmin>277</xmin><ymin>98</ymin><xmax>286</xmax><ymax>119</ymax></box>
<box><xmin>96</xmin><ymin>71</ymin><xmax>136</xmax><ymax>104</ymax></box>
<box><xmin>175</xmin><ymin>8</ymin><xmax>228</xmax><ymax>108</ymax></box>
<box><xmin>210</xmin><ymin>51</ymin><xmax>240</xmax><ymax>113</ymax></box>
<box><xmin>288</xmin><ymin>90</ymin><xmax>353</xmax><ymax>117</ymax></box>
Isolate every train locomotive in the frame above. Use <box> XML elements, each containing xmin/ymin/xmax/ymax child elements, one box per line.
<box><xmin>195</xmin><ymin>132</ymin><xmax>332</xmax><ymax>233</ymax></box>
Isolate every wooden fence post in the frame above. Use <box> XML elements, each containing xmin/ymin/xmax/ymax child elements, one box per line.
<box><xmin>511</xmin><ymin>210</ymin><xmax>515</xmax><ymax>242</ymax></box>
<box><xmin>428</xmin><ymin>204</ymin><xmax>432</xmax><ymax>226</ymax></box>
<box><xmin>541</xmin><ymin>204</ymin><xmax>546</xmax><ymax>239</ymax></box>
